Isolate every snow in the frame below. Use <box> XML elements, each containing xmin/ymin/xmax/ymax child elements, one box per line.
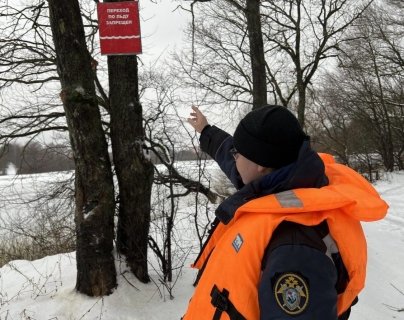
<box><xmin>1</xmin><ymin>170</ymin><xmax>404</xmax><ymax>319</ymax></box>
<box><xmin>74</xmin><ymin>87</ymin><xmax>85</xmax><ymax>95</ymax></box>
<box><xmin>5</xmin><ymin>163</ymin><xmax>17</xmax><ymax>175</ymax></box>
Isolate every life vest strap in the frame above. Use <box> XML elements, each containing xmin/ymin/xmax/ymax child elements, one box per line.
<box><xmin>210</xmin><ymin>285</ymin><xmax>246</xmax><ymax>320</ymax></box>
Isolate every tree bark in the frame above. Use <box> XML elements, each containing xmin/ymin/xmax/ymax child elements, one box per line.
<box><xmin>297</xmin><ymin>77</ymin><xmax>306</xmax><ymax>126</ymax></box>
<box><xmin>48</xmin><ymin>0</ymin><xmax>117</xmax><ymax>296</ymax></box>
<box><xmin>245</xmin><ymin>0</ymin><xmax>267</xmax><ymax>109</ymax></box>
<box><xmin>105</xmin><ymin>0</ymin><xmax>153</xmax><ymax>282</ymax></box>
<box><xmin>108</xmin><ymin>54</ymin><xmax>153</xmax><ymax>283</ymax></box>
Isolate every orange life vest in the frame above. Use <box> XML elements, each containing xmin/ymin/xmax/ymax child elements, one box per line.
<box><xmin>183</xmin><ymin>154</ymin><xmax>388</xmax><ymax>320</ymax></box>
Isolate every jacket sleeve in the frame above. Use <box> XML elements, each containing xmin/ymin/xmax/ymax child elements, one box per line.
<box><xmin>259</xmin><ymin>244</ymin><xmax>338</xmax><ymax>320</ymax></box>
<box><xmin>199</xmin><ymin>125</ymin><xmax>244</xmax><ymax>190</ymax></box>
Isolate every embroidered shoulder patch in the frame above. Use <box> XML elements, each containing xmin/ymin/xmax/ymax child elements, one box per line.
<box><xmin>274</xmin><ymin>273</ymin><xmax>309</xmax><ymax>315</ymax></box>
<box><xmin>232</xmin><ymin>233</ymin><xmax>243</xmax><ymax>253</ymax></box>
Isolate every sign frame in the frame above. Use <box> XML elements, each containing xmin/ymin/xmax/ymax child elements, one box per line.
<box><xmin>97</xmin><ymin>1</ymin><xmax>142</xmax><ymax>55</ymax></box>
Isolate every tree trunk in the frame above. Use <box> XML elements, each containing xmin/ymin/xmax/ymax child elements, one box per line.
<box><xmin>295</xmin><ymin>2</ymin><xmax>306</xmax><ymax>127</ymax></box>
<box><xmin>245</xmin><ymin>0</ymin><xmax>267</xmax><ymax>110</ymax></box>
<box><xmin>297</xmin><ymin>79</ymin><xmax>306</xmax><ymax>127</ymax></box>
<box><xmin>48</xmin><ymin>0</ymin><xmax>117</xmax><ymax>296</ymax></box>
<box><xmin>105</xmin><ymin>0</ymin><xmax>153</xmax><ymax>282</ymax></box>
<box><xmin>108</xmin><ymin>54</ymin><xmax>153</xmax><ymax>283</ymax></box>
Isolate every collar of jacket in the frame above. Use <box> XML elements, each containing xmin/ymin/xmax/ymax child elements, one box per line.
<box><xmin>215</xmin><ymin>140</ymin><xmax>329</xmax><ymax>224</ymax></box>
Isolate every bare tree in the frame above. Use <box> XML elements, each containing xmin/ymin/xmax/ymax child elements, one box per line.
<box><xmin>178</xmin><ymin>0</ymin><xmax>267</xmax><ymax>111</ymax></box>
<box><xmin>0</xmin><ymin>5</ymin><xmax>113</xmax><ymax>292</ymax></box>
<box><xmin>0</xmin><ymin>2</ymin><xmax>68</xmax><ymax>147</ymax></box>
<box><xmin>103</xmin><ymin>0</ymin><xmax>154</xmax><ymax>284</ymax></box>
<box><xmin>1</xmin><ymin>0</ymin><xmax>154</xmax><ymax>289</ymax></box>
<box><xmin>309</xmin><ymin>92</ymin><xmax>353</xmax><ymax>166</ymax></box>
<box><xmin>261</xmin><ymin>0</ymin><xmax>374</xmax><ymax>126</ymax></box>
<box><xmin>134</xmin><ymin>66</ymin><xmax>221</xmax><ymax>298</ymax></box>
<box><xmin>1</xmin><ymin>0</ymin><xmax>222</xmax><ymax>297</ymax></box>
<box><xmin>236</xmin><ymin>0</ymin><xmax>267</xmax><ymax>109</ymax></box>
<box><xmin>314</xmin><ymin>3</ymin><xmax>404</xmax><ymax>172</ymax></box>
<box><xmin>312</xmin><ymin>84</ymin><xmax>385</xmax><ymax>179</ymax></box>
<box><xmin>178</xmin><ymin>0</ymin><xmax>374</xmax><ymax>125</ymax></box>
<box><xmin>48</xmin><ymin>0</ymin><xmax>117</xmax><ymax>295</ymax></box>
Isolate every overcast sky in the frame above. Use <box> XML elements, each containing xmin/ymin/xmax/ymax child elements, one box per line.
<box><xmin>139</xmin><ymin>1</ymin><xmax>191</xmax><ymax>64</ymax></box>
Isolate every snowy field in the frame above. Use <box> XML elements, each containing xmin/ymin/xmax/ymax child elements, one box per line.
<box><xmin>0</xmin><ymin>168</ymin><xmax>403</xmax><ymax>320</ymax></box>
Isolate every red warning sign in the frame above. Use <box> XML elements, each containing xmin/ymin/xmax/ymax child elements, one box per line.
<box><xmin>97</xmin><ymin>1</ymin><xmax>142</xmax><ymax>55</ymax></box>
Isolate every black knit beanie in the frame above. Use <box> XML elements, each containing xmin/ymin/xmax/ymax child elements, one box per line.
<box><xmin>233</xmin><ymin>105</ymin><xmax>308</xmax><ymax>168</ymax></box>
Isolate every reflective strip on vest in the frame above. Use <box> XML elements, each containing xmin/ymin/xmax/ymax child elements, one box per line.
<box><xmin>275</xmin><ymin>190</ymin><xmax>303</xmax><ymax>208</ymax></box>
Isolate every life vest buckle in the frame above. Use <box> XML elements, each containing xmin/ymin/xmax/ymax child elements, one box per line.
<box><xmin>209</xmin><ymin>285</ymin><xmax>247</xmax><ymax>320</ymax></box>
<box><xmin>210</xmin><ymin>285</ymin><xmax>228</xmax><ymax>311</ymax></box>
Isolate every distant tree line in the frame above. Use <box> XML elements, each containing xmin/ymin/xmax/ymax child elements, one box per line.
<box><xmin>0</xmin><ymin>142</ymin><xmax>74</xmax><ymax>175</ymax></box>
<box><xmin>0</xmin><ymin>142</ymin><xmax>206</xmax><ymax>175</ymax></box>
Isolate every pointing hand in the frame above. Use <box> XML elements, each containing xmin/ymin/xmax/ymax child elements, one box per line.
<box><xmin>187</xmin><ymin>106</ymin><xmax>209</xmax><ymax>133</ymax></box>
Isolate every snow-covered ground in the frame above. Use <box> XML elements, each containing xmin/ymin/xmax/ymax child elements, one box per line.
<box><xmin>1</xmin><ymin>170</ymin><xmax>404</xmax><ymax>320</ymax></box>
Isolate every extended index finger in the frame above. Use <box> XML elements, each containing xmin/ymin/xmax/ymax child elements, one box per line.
<box><xmin>191</xmin><ymin>105</ymin><xmax>201</xmax><ymax>115</ymax></box>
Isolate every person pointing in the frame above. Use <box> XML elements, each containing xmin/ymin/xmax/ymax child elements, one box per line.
<box><xmin>183</xmin><ymin>105</ymin><xmax>387</xmax><ymax>320</ymax></box>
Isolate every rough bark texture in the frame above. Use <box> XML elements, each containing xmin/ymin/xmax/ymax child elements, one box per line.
<box><xmin>297</xmin><ymin>77</ymin><xmax>306</xmax><ymax>127</ymax></box>
<box><xmin>245</xmin><ymin>0</ymin><xmax>267</xmax><ymax>110</ymax></box>
<box><xmin>105</xmin><ymin>0</ymin><xmax>153</xmax><ymax>282</ymax></box>
<box><xmin>108</xmin><ymin>54</ymin><xmax>153</xmax><ymax>283</ymax></box>
<box><xmin>48</xmin><ymin>0</ymin><xmax>117</xmax><ymax>296</ymax></box>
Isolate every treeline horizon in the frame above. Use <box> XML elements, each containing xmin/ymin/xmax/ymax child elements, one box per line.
<box><xmin>0</xmin><ymin>142</ymin><xmax>206</xmax><ymax>175</ymax></box>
